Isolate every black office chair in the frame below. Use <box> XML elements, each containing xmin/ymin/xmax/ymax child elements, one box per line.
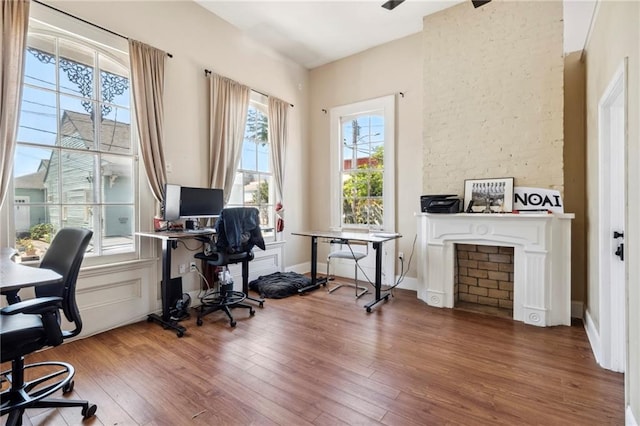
<box><xmin>194</xmin><ymin>207</ymin><xmax>265</xmax><ymax>327</ymax></box>
<box><xmin>0</xmin><ymin>228</ymin><xmax>97</xmax><ymax>426</ymax></box>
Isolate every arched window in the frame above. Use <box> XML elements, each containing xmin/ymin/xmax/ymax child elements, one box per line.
<box><xmin>10</xmin><ymin>4</ymin><xmax>139</xmax><ymax>262</ymax></box>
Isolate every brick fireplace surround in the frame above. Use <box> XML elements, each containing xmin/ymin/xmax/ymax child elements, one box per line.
<box><xmin>456</xmin><ymin>244</ymin><xmax>514</xmax><ymax>312</ymax></box>
<box><xmin>417</xmin><ymin>213</ymin><xmax>574</xmax><ymax>327</ymax></box>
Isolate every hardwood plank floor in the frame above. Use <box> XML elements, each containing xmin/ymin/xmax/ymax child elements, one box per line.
<box><xmin>2</xmin><ymin>285</ymin><xmax>624</xmax><ymax>425</ymax></box>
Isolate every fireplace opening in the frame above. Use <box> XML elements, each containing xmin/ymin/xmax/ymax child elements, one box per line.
<box><xmin>455</xmin><ymin>244</ymin><xmax>514</xmax><ymax>319</ymax></box>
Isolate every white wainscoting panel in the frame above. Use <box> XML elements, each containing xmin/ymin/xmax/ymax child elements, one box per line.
<box><xmin>72</xmin><ymin>259</ymin><xmax>157</xmax><ymax>337</ymax></box>
<box><xmin>227</xmin><ymin>241</ymin><xmax>285</xmax><ymax>292</ymax></box>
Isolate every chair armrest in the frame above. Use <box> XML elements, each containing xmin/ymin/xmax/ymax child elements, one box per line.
<box><xmin>1</xmin><ymin>296</ymin><xmax>63</xmax><ymax>315</ymax></box>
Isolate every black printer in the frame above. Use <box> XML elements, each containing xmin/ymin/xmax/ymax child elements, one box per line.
<box><xmin>420</xmin><ymin>194</ymin><xmax>463</xmax><ymax>213</ymax></box>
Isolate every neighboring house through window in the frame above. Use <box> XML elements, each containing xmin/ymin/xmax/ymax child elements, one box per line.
<box><xmin>11</xmin><ymin>4</ymin><xmax>136</xmax><ymax>261</ymax></box>
<box><xmin>227</xmin><ymin>91</ymin><xmax>275</xmax><ymax>240</ymax></box>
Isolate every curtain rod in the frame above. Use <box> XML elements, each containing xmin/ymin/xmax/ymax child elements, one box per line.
<box><xmin>33</xmin><ymin>0</ymin><xmax>173</xmax><ymax>58</ymax></box>
<box><xmin>204</xmin><ymin>69</ymin><xmax>293</xmax><ymax>108</ymax></box>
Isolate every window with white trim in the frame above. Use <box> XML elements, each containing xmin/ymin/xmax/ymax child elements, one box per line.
<box><xmin>330</xmin><ymin>96</ymin><xmax>396</xmax><ymax>231</ymax></box>
<box><xmin>227</xmin><ymin>92</ymin><xmax>275</xmax><ymax>241</ymax></box>
<box><xmin>11</xmin><ymin>6</ymin><xmax>137</xmax><ymax>261</ymax></box>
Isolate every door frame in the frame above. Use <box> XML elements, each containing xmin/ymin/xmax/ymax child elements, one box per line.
<box><xmin>597</xmin><ymin>58</ymin><xmax>627</xmax><ymax>372</ymax></box>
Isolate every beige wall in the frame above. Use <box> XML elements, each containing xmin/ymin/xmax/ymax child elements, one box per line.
<box><xmin>584</xmin><ymin>1</ymin><xmax>640</xmax><ymax>418</ymax></box>
<box><xmin>47</xmin><ymin>0</ymin><xmax>310</xmax><ymax>289</ymax></box>
<box><xmin>564</xmin><ymin>52</ymin><xmax>587</xmax><ymax>306</ymax></box>
<box><xmin>308</xmin><ymin>33</ymin><xmax>424</xmax><ymax>280</ymax></box>
<box><xmin>422</xmin><ymin>1</ymin><xmax>564</xmax><ymax>195</ymax></box>
<box><xmin>585</xmin><ymin>0</ymin><xmax>638</xmax><ymax>332</ymax></box>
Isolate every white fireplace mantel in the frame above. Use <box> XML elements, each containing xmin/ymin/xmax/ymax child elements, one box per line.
<box><xmin>417</xmin><ymin>213</ymin><xmax>574</xmax><ymax>326</ymax></box>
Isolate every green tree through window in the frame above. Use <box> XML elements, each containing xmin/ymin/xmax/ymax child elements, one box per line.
<box><xmin>340</xmin><ymin>115</ymin><xmax>384</xmax><ymax>227</ymax></box>
<box><xmin>342</xmin><ymin>146</ymin><xmax>383</xmax><ymax>225</ymax></box>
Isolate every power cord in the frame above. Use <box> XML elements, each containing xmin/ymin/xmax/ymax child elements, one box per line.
<box><xmin>177</xmin><ymin>239</ymin><xmax>205</xmax><ymax>252</ymax></box>
<box><xmin>192</xmin><ymin>263</ymin><xmax>220</xmax><ymax>303</ymax></box>
<box><xmin>385</xmin><ymin>233</ymin><xmax>417</xmax><ymax>292</ymax></box>
<box><xmin>336</xmin><ymin>233</ymin><xmax>418</xmax><ymax>296</ymax></box>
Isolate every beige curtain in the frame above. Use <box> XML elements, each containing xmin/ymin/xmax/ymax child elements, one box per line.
<box><xmin>268</xmin><ymin>97</ymin><xmax>288</xmax><ymax>205</ymax></box>
<box><xmin>208</xmin><ymin>73</ymin><xmax>250</xmax><ymax>202</ymax></box>
<box><xmin>0</xmin><ymin>0</ymin><xmax>30</xmax><ymax>209</ymax></box>
<box><xmin>129</xmin><ymin>39</ymin><xmax>167</xmax><ymax>205</ymax></box>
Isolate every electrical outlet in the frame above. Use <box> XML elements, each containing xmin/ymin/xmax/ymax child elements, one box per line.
<box><xmin>189</xmin><ymin>262</ymin><xmax>197</xmax><ymax>272</ymax></box>
<box><xmin>179</xmin><ymin>264</ymin><xmax>186</xmax><ymax>274</ymax></box>
<box><xmin>398</xmin><ymin>252</ymin><xmax>404</xmax><ymax>261</ymax></box>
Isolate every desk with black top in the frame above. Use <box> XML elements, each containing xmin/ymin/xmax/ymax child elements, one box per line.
<box><xmin>292</xmin><ymin>230</ymin><xmax>401</xmax><ymax>312</ymax></box>
<box><xmin>0</xmin><ymin>247</ymin><xmax>63</xmax><ymax>302</ymax></box>
<box><xmin>136</xmin><ymin>229</ymin><xmax>215</xmax><ymax>337</ymax></box>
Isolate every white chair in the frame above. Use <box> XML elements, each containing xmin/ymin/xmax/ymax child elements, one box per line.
<box><xmin>325</xmin><ymin>239</ymin><xmax>368</xmax><ymax>298</ymax></box>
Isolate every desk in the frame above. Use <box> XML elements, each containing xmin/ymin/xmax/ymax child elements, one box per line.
<box><xmin>292</xmin><ymin>231</ymin><xmax>401</xmax><ymax>312</ymax></box>
<box><xmin>0</xmin><ymin>248</ymin><xmax>62</xmax><ymax>299</ymax></box>
<box><xmin>136</xmin><ymin>230</ymin><xmax>215</xmax><ymax>337</ymax></box>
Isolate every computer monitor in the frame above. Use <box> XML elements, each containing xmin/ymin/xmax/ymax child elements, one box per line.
<box><xmin>163</xmin><ymin>184</ymin><xmax>181</xmax><ymax>221</ymax></box>
<box><xmin>179</xmin><ymin>187</ymin><xmax>224</xmax><ymax>219</ymax></box>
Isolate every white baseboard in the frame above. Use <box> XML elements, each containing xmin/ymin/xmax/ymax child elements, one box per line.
<box><xmin>286</xmin><ymin>262</ymin><xmax>311</xmax><ymax>275</ymax></box>
<box><xmin>584</xmin><ymin>308</ymin><xmax>602</xmax><ymax>366</ymax></box>
<box><xmin>627</xmin><ymin>405</ymin><xmax>638</xmax><ymax>426</ymax></box>
<box><xmin>284</xmin><ymin>263</ymin><xmax>419</xmax><ymax>292</ymax></box>
<box><xmin>394</xmin><ymin>275</ymin><xmax>419</xmax><ymax>291</ymax></box>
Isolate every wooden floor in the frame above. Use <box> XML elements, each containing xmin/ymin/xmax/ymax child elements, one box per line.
<box><xmin>2</xmin><ymin>284</ymin><xmax>624</xmax><ymax>425</ymax></box>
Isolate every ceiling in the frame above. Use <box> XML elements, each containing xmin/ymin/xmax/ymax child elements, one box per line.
<box><xmin>195</xmin><ymin>0</ymin><xmax>596</xmax><ymax>69</ymax></box>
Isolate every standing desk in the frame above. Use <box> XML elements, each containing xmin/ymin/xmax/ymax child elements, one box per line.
<box><xmin>0</xmin><ymin>247</ymin><xmax>63</xmax><ymax>299</ymax></box>
<box><xmin>136</xmin><ymin>230</ymin><xmax>214</xmax><ymax>337</ymax></box>
<box><xmin>292</xmin><ymin>230</ymin><xmax>401</xmax><ymax>312</ymax></box>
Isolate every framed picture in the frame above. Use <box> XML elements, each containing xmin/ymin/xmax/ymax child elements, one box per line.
<box><xmin>464</xmin><ymin>177</ymin><xmax>514</xmax><ymax>213</ymax></box>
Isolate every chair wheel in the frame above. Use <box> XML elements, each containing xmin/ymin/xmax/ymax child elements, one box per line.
<box><xmin>197</xmin><ymin>318</ymin><xmax>203</xmax><ymax>326</ymax></box>
<box><xmin>259</xmin><ymin>302</ymin><xmax>264</xmax><ymax>308</ymax></box>
<box><xmin>63</xmin><ymin>380</ymin><xmax>74</xmax><ymax>394</ymax></box>
<box><xmin>230</xmin><ymin>320</ymin><xmax>236</xmax><ymax>327</ymax></box>
<box><xmin>82</xmin><ymin>403</ymin><xmax>97</xmax><ymax>419</ymax></box>
<box><xmin>366</xmin><ymin>307</ymin><xmax>372</xmax><ymax>313</ymax></box>
<box><xmin>177</xmin><ymin>330</ymin><xmax>184</xmax><ymax>338</ymax></box>
<box><xmin>250</xmin><ymin>309</ymin><xmax>255</xmax><ymax>316</ymax></box>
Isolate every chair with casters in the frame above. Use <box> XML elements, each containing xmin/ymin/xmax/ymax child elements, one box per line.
<box><xmin>326</xmin><ymin>239</ymin><xmax>369</xmax><ymax>299</ymax></box>
<box><xmin>0</xmin><ymin>227</ymin><xmax>96</xmax><ymax>426</ymax></box>
<box><xmin>194</xmin><ymin>207</ymin><xmax>266</xmax><ymax>327</ymax></box>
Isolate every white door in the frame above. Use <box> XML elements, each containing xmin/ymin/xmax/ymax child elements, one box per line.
<box><xmin>598</xmin><ymin>60</ymin><xmax>627</xmax><ymax>372</ymax></box>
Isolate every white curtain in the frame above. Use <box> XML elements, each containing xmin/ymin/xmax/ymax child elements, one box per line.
<box><xmin>207</xmin><ymin>73</ymin><xmax>250</xmax><ymax>202</ymax></box>
<box><xmin>0</xmin><ymin>0</ymin><xmax>30</xmax><ymax>208</ymax></box>
<box><xmin>268</xmin><ymin>97</ymin><xmax>288</xmax><ymax>205</ymax></box>
<box><xmin>129</xmin><ymin>39</ymin><xmax>167</xmax><ymax>206</ymax></box>
<box><xmin>268</xmin><ymin>97</ymin><xmax>288</xmax><ymax>233</ymax></box>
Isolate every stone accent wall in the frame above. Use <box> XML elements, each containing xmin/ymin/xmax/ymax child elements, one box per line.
<box><xmin>422</xmin><ymin>1</ymin><xmax>564</xmax><ymax>196</ymax></box>
<box><xmin>456</xmin><ymin>244</ymin><xmax>514</xmax><ymax>310</ymax></box>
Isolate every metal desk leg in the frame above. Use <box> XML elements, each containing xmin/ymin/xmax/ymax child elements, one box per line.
<box><xmin>364</xmin><ymin>241</ymin><xmax>390</xmax><ymax>312</ymax></box>
<box><xmin>298</xmin><ymin>236</ymin><xmax>327</xmax><ymax>294</ymax></box>
<box><xmin>147</xmin><ymin>238</ymin><xmax>187</xmax><ymax>337</ymax></box>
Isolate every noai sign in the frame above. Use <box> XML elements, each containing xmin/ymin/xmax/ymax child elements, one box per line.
<box><xmin>513</xmin><ymin>187</ymin><xmax>564</xmax><ymax>213</ymax></box>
